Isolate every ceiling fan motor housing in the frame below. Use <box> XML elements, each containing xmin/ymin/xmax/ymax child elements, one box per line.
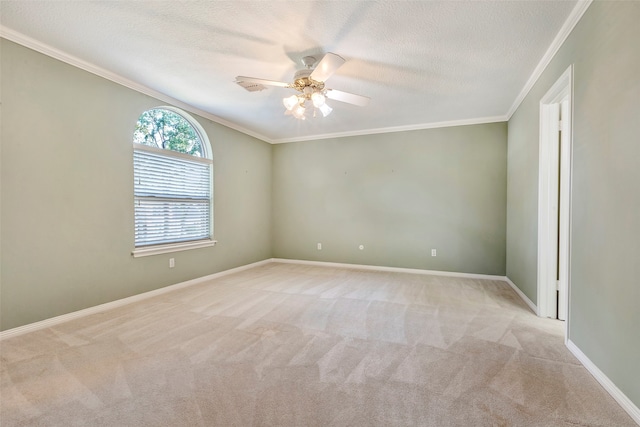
<box><xmin>293</xmin><ymin>69</ymin><xmax>325</xmax><ymax>96</ymax></box>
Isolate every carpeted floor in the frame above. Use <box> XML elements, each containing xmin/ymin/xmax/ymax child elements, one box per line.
<box><xmin>0</xmin><ymin>262</ymin><xmax>636</xmax><ymax>426</ymax></box>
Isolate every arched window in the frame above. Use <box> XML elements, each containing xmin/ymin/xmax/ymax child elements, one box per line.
<box><xmin>132</xmin><ymin>107</ymin><xmax>214</xmax><ymax>256</ymax></box>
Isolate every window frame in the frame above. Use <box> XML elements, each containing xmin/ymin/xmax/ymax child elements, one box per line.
<box><xmin>131</xmin><ymin>106</ymin><xmax>216</xmax><ymax>258</ymax></box>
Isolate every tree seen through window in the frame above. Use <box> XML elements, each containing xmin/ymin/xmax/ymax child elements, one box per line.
<box><xmin>134</xmin><ymin>108</ymin><xmax>203</xmax><ymax>156</ymax></box>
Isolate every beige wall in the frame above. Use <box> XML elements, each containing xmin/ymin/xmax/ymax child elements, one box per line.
<box><xmin>272</xmin><ymin>123</ymin><xmax>507</xmax><ymax>275</ymax></box>
<box><xmin>2</xmin><ymin>2</ymin><xmax>638</xmax><ymax>410</ymax></box>
<box><xmin>0</xmin><ymin>39</ymin><xmax>273</xmax><ymax>330</ymax></box>
<box><xmin>1</xmin><ymin>38</ymin><xmax>507</xmax><ymax>333</ymax></box>
<box><xmin>507</xmin><ymin>1</ymin><xmax>640</xmax><ymax>406</ymax></box>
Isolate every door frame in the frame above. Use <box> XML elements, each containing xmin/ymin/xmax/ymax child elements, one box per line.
<box><xmin>537</xmin><ymin>65</ymin><xmax>573</xmax><ymax>336</ymax></box>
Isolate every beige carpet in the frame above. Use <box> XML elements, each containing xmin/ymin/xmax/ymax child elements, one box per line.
<box><xmin>1</xmin><ymin>262</ymin><xmax>635</xmax><ymax>426</ymax></box>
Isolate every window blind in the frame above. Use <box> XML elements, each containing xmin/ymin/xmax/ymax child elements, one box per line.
<box><xmin>134</xmin><ymin>148</ymin><xmax>211</xmax><ymax>247</ymax></box>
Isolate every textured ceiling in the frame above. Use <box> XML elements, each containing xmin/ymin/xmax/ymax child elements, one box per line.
<box><xmin>0</xmin><ymin>1</ymin><xmax>579</xmax><ymax>143</ymax></box>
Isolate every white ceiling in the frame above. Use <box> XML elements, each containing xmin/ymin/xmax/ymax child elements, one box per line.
<box><xmin>1</xmin><ymin>1</ymin><xmax>581</xmax><ymax>143</ymax></box>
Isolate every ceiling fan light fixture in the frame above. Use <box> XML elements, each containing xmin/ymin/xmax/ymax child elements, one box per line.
<box><xmin>311</xmin><ymin>91</ymin><xmax>326</xmax><ymax>108</ymax></box>
<box><xmin>283</xmin><ymin>94</ymin><xmax>299</xmax><ymax>111</ymax></box>
<box><xmin>292</xmin><ymin>103</ymin><xmax>306</xmax><ymax>120</ymax></box>
<box><xmin>318</xmin><ymin>103</ymin><xmax>333</xmax><ymax>117</ymax></box>
<box><xmin>237</xmin><ymin>52</ymin><xmax>369</xmax><ymax>121</ymax></box>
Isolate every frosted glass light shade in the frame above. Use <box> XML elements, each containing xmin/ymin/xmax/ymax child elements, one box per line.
<box><xmin>311</xmin><ymin>91</ymin><xmax>326</xmax><ymax>108</ymax></box>
<box><xmin>319</xmin><ymin>103</ymin><xmax>333</xmax><ymax>117</ymax></box>
<box><xmin>292</xmin><ymin>104</ymin><xmax>306</xmax><ymax>119</ymax></box>
<box><xmin>283</xmin><ymin>95</ymin><xmax>299</xmax><ymax>111</ymax></box>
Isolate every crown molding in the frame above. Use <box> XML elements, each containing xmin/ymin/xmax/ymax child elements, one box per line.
<box><xmin>0</xmin><ymin>26</ymin><xmax>507</xmax><ymax>145</ymax></box>
<box><xmin>2</xmin><ymin>0</ymin><xmax>592</xmax><ymax>146</ymax></box>
<box><xmin>0</xmin><ymin>25</ymin><xmax>275</xmax><ymax>144</ymax></box>
<box><xmin>506</xmin><ymin>0</ymin><xmax>593</xmax><ymax>119</ymax></box>
<box><xmin>271</xmin><ymin>115</ymin><xmax>508</xmax><ymax>144</ymax></box>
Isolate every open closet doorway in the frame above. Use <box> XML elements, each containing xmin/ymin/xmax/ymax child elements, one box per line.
<box><xmin>537</xmin><ymin>65</ymin><xmax>573</xmax><ymax>331</ymax></box>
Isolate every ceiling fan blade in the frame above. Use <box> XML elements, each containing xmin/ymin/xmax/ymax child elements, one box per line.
<box><xmin>309</xmin><ymin>53</ymin><xmax>345</xmax><ymax>82</ymax></box>
<box><xmin>326</xmin><ymin>89</ymin><xmax>370</xmax><ymax>107</ymax></box>
<box><xmin>235</xmin><ymin>76</ymin><xmax>290</xmax><ymax>88</ymax></box>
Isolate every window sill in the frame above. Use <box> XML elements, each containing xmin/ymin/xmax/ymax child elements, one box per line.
<box><xmin>132</xmin><ymin>239</ymin><xmax>217</xmax><ymax>258</ymax></box>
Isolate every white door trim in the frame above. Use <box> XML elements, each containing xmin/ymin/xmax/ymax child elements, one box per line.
<box><xmin>557</xmin><ymin>98</ymin><xmax>571</xmax><ymax>322</ymax></box>
<box><xmin>537</xmin><ymin>65</ymin><xmax>573</xmax><ymax>332</ymax></box>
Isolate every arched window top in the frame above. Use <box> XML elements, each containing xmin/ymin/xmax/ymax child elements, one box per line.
<box><xmin>133</xmin><ymin>107</ymin><xmax>211</xmax><ymax>159</ymax></box>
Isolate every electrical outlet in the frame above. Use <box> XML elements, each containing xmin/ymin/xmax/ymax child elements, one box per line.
<box><xmin>431</xmin><ymin>249</ymin><xmax>437</xmax><ymax>257</ymax></box>
<box><xmin>169</xmin><ymin>258</ymin><xmax>175</xmax><ymax>268</ymax></box>
<box><xmin>317</xmin><ymin>243</ymin><xmax>322</xmax><ymax>250</ymax></box>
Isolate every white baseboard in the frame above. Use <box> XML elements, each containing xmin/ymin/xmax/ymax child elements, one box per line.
<box><xmin>271</xmin><ymin>258</ymin><xmax>507</xmax><ymax>281</ymax></box>
<box><xmin>275</xmin><ymin>260</ymin><xmax>540</xmax><ymax>316</ymax></box>
<box><xmin>0</xmin><ymin>259</ymin><xmax>272</xmax><ymax>341</ymax></box>
<box><xmin>0</xmin><ymin>258</ymin><xmax>541</xmax><ymax>341</ymax></box>
<box><xmin>566</xmin><ymin>340</ymin><xmax>640</xmax><ymax>425</ymax></box>
<box><xmin>504</xmin><ymin>276</ymin><xmax>538</xmax><ymax>314</ymax></box>
<box><xmin>1</xmin><ymin>258</ymin><xmax>504</xmax><ymax>340</ymax></box>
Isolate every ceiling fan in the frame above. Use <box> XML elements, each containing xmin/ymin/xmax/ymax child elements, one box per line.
<box><xmin>235</xmin><ymin>53</ymin><xmax>370</xmax><ymax>120</ymax></box>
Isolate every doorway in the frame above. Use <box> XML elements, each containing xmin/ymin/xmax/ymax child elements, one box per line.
<box><xmin>537</xmin><ymin>65</ymin><xmax>573</xmax><ymax>330</ymax></box>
